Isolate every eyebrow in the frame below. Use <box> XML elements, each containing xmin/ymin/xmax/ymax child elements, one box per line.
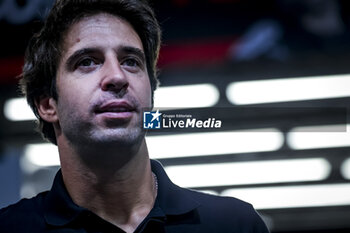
<box><xmin>118</xmin><ymin>46</ymin><xmax>146</xmax><ymax>62</ymax></box>
<box><xmin>65</xmin><ymin>47</ymin><xmax>98</xmax><ymax>70</ymax></box>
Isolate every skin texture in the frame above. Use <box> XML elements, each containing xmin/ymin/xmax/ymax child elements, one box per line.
<box><xmin>36</xmin><ymin>13</ymin><xmax>156</xmax><ymax>233</ymax></box>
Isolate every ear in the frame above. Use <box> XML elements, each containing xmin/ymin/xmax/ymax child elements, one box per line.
<box><xmin>35</xmin><ymin>96</ymin><xmax>59</xmax><ymax>123</ymax></box>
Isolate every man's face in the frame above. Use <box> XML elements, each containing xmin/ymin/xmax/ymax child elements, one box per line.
<box><xmin>54</xmin><ymin>13</ymin><xmax>152</xmax><ymax>149</ymax></box>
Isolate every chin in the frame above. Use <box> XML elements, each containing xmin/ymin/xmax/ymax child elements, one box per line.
<box><xmin>89</xmin><ymin>128</ymin><xmax>145</xmax><ymax>148</ymax></box>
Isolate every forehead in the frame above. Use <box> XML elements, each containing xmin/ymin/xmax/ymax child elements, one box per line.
<box><xmin>61</xmin><ymin>13</ymin><xmax>143</xmax><ymax>54</ymax></box>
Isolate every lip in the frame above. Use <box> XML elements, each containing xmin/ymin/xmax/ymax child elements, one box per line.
<box><xmin>95</xmin><ymin>101</ymin><xmax>135</xmax><ymax>119</ymax></box>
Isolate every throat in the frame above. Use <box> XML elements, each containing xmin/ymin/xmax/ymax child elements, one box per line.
<box><xmin>61</xmin><ymin>159</ymin><xmax>157</xmax><ymax>233</ymax></box>
<box><xmin>84</xmin><ymin>172</ymin><xmax>158</xmax><ymax>233</ymax></box>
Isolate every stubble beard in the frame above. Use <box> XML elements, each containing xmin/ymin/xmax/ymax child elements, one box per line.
<box><xmin>59</xmin><ymin>105</ymin><xmax>146</xmax><ymax>156</ymax></box>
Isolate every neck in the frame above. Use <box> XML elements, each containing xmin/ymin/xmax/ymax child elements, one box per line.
<box><xmin>58</xmin><ymin>139</ymin><xmax>156</xmax><ymax>233</ymax></box>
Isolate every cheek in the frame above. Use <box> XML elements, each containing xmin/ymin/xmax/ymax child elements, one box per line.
<box><xmin>138</xmin><ymin>79</ymin><xmax>152</xmax><ymax>107</ymax></box>
<box><xmin>57</xmin><ymin>92</ymin><xmax>80</xmax><ymax>118</ymax></box>
<box><xmin>57</xmin><ymin>73</ymin><xmax>93</xmax><ymax>103</ymax></box>
<box><xmin>56</xmin><ymin>82</ymin><xmax>90</xmax><ymax>118</ymax></box>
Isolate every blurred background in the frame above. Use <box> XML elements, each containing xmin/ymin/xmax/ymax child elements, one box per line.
<box><xmin>1</xmin><ymin>0</ymin><xmax>350</xmax><ymax>232</ymax></box>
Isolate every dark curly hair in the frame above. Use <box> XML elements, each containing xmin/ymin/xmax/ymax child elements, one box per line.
<box><xmin>19</xmin><ymin>0</ymin><xmax>161</xmax><ymax>145</ymax></box>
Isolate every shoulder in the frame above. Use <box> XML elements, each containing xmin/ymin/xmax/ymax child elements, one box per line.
<box><xmin>183</xmin><ymin>188</ymin><xmax>251</xmax><ymax>209</ymax></box>
<box><xmin>0</xmin><ymin>192</ymin><xmax>48</xmax><ymax>232</ymax></box>
<box><xmin>183</xmin><ymin>188</ymin><xmax>269</xmax><ymax>232</ymax></box>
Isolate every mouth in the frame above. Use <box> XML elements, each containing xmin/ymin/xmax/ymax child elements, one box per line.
<box><xmin>95</xmin><ymin>101</ymin><xmax>136</xmax><ymax>119</ymax></box>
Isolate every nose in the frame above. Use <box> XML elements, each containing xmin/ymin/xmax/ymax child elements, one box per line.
<box><xmin>100</xmin><ymin>57</ymin><xmax>129</xmax><ymax>94</ymax></box>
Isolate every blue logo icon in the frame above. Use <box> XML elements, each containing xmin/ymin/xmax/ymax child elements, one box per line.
<box><xmin>143</xmin><ymin>110</ymin><xmax>162</xmax><ymax>129</ymax></box>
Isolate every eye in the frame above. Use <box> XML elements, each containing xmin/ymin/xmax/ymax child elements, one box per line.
<box><xmin>77</xmin><ymin>58</ymin><xmax>98</xmax><ymax>67</ymax></box>
<box><xmin>122</xmin><ymin>58</ymin><xmax>140</xmax><ymax>67</ymax></box>
<box><xmin>75</xmin><ymin>57</ymin><xmax>101</xmax><ymax>73</ymax></box>
<box><xmin>121</xmin><ymin>57</ymin><xmax>144</xmax><ymax>73</ymax></box>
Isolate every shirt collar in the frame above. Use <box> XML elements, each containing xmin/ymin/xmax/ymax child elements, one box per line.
<box><xmin>43</xmin><ymin>160</ymin><xmax>200</xmax><ymax>227</ymax></box>
<box><xmin>43</xmin><ymin>170</ymin><xmax>86</xmax><ymax>226</ymax></box>
<box><xmin>151</xmin><ymin>160</ymin><xmax>200</xmax><ymax>216</ymax></box>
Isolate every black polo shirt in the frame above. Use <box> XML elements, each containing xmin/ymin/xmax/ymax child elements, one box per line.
<box><xmin>0</xmin><ymin>160</ymin><xmax>270</xmax><ymax>233</ymax></box>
